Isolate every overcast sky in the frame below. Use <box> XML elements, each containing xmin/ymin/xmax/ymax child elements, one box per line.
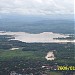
<box><xmin>0</xmin><ymin>0</ymin><xmax>74</xmax><ymax>15</ymax></box>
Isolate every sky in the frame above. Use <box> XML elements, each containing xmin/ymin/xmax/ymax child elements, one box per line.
<box><xmin>0</xmin><ymin>0</ymin><xmax>74</xmax><ymax>15</ymax></box>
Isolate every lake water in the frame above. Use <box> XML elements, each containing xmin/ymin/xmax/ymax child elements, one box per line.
<box><xmin>0</xmin><ymin>31</ymin><xmax>74</xmax><ymax>43</ymax></box>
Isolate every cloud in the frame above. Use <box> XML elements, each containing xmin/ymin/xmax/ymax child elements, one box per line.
<box><xmin>0</xmin><ymin>0</ymin><xmax>74</xmax><ymax>15</ymax></box>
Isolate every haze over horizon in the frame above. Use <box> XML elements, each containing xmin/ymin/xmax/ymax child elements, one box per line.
<box><xmin>0</xmin><ymin>0</ymin><xmax>74</xmax><ymax>34</ymax></box>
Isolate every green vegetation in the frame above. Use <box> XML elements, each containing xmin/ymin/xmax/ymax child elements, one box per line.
<box><xmin>49</xmin><ymin>71</ymin><xmax>63</xmax><ymax>75</ymax></box>
<box><xmin>0</xmin><ymin>35</ymin><xmax>75</xmax><ymax>64</ymax></box>
<box><xmin>0</xmin><ymin>35</ymin><xmax>75</xmax><ymax>75</ymax></box>
<box><xmin>0</xmin><ymin>49</ymin><xmax>46</xmax><ymax>61</ymax></box>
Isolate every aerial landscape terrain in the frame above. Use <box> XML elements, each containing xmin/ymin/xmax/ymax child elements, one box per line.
<box><xmin>0</xmin><ymin>15</ymin><xmax>75</xmax><ymax>75</ymax></box>
<box><xmin>0</xmin><ymin>0</ymin><xmax>74</xmax><ymax>75</ymax></box>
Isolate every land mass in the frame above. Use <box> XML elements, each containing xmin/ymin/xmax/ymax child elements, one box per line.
<box><xmin>0</xmin><ymin>34</ymin><xmax>75</xmax><ymax>75</ymax></box>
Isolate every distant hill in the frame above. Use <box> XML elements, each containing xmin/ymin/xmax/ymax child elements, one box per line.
<box><xmin>0</xmin><ymin>15</ymin><xmax>74</xmax><ymax>34</ymax></box>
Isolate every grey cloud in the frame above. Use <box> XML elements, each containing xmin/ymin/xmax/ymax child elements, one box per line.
<box><xmin>0</xmin><ymin>0</ymin><xmax>74</xmax><ymax>15</ymax></box>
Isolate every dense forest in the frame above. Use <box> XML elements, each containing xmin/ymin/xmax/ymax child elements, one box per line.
<box><xmin>0</xmin><ymin>35</ymin><xmax>75</xmax><ymax>75</ymax></box>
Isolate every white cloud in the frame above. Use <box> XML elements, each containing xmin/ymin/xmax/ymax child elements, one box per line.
<box><xmin>0</xmin><ymin>0</ymin><xmax>74</xmax><ymax>15</ymax></box>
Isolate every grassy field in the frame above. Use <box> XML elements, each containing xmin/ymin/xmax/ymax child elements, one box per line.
<box><xmin>0</xmin><ymin>49</ymin><xmax>46</xmax><ymax>61</ymax></box>
<box><xmin>49</xmin><ymin>71</ymin><xmax>63</xmax><ymax>75</ymax></box>
<box><xmin>0</xmin><ymin>48</ymin><xmax>75</xmax><ymax>64</ymax></box>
